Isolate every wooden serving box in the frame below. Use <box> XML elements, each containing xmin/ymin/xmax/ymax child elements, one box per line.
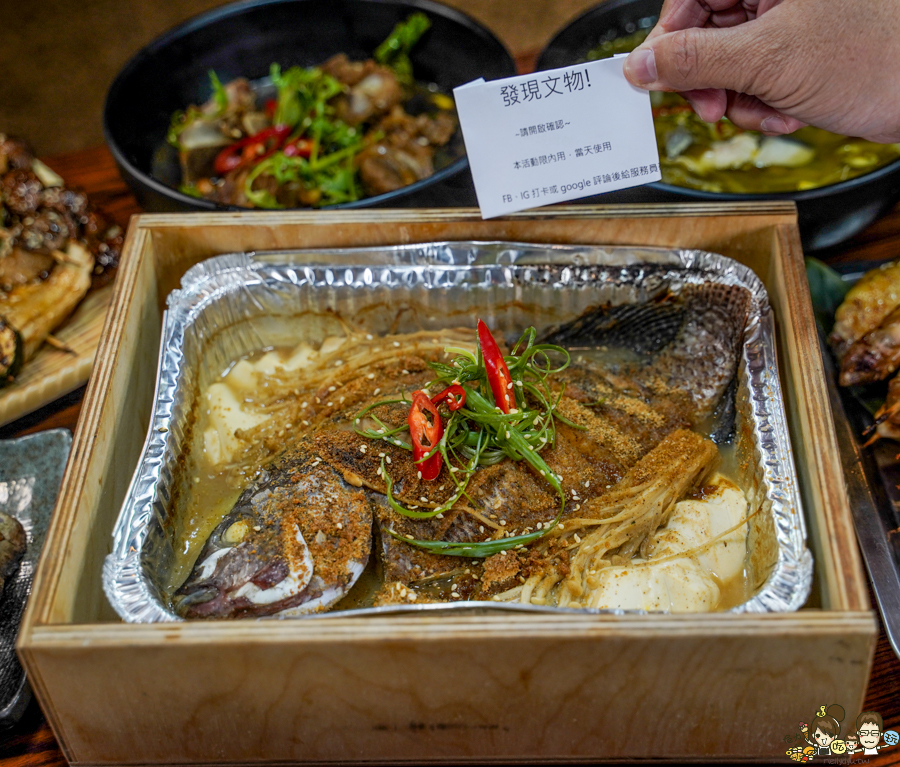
<box><xmin>19</xmin><ymin>204</ymin><xmax>875</xmax><ymax>765</ymax></box>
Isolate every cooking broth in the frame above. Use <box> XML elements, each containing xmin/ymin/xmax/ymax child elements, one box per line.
<box><xmin>169</xmin><ymin>326</ymin><xmax>755</xmax><ymax>615</ymax></box>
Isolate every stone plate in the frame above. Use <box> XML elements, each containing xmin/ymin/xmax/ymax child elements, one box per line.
<box><xmin>0</xmin><ymin>429</ymin><xmax>71</xmax><ymax>726</ymax></box>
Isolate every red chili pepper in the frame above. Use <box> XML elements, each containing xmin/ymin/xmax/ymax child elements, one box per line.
<box><xmin>282</xmin><ymin>138</ymin><xmax>314</xmax><ymax>158</ymax></box>
<box><xmin>408</xmin><ymin>390</ymin><xmax>443</xmax><ymax>481</ymax></box>
<box><xmin>477</xmin><ymin>319</ymin><xmax>514</xmax><ymax>414</ymax></box>
<box><xmin>213</xmin><ymin>125</ymin><xmax>292</xmax><ymax>176</ymax></box>
<box><xmin>431</xmin><ymin>384</ymin><xmax>466</xmax><ymax>411</ymax></box>
<box><xmin>264</xmin><ymin>99</ymin><xmax>278</xmax><ymax>119</ymax></box>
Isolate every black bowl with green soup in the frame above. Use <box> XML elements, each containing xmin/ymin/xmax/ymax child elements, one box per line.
<box><xmin>538</xmin><ymin>0</ymin><xmax>900</xmax><ymax>252</ymax></box>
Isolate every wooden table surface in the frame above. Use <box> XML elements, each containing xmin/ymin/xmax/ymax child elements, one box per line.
<box><xmin>0</xmin><ymin>144</ymin><xmax>899</xmax><ymax>765</ymax></box>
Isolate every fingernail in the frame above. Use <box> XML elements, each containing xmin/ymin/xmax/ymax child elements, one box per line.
<box><xmin>761</xmin><ymin>115</ymin><xmax>789</xmax><ymax>134</ymax></box>
<box><xmin>626</xmin><ymin>47</ymin><xmax>657</xmax><ymax>86</ymax></box>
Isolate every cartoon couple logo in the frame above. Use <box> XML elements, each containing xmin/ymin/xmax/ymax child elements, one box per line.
<box><xmin>784</xmin><ymin>704</ymin><xmax>899</xmax><ymax>762</ymax></box>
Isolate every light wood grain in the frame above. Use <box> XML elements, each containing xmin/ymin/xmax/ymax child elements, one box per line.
<box><xmin>16</xmin><ymin>204</ymin><xmax>878</xmax><ymax>765</ymax></box>
<box><xmin>0</xmin><ymin>283</ymin><xmax>113</xmax><ymax>429</ymax></box>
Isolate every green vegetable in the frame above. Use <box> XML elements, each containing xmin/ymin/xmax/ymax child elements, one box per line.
<box><xmin>241</xmin><ymin>65</ymin><xmax>365</xmax><ymax>207</ymax></box>
<box><xmin>357</xmin><ymin>326</ymin><xmax>574</xmax><ymax>557</ymax></box>
<box><xmin>166</xmin><ymin>106</ymin><xmax>204</xmax><ymax>148</ymax></box>
<box><xmin>374</xmin><ymin>12</ymin><xmax>431</xmax><ymax>84</ymax></box>
<box><xmin>269</xmin><ymin>64</ymin><xmax>343</xmax><ymax>129</ymax></box>
<box><xmin>209</xmin><ymin>70</ymin><xmax>228</xmax><ymax>114</ymax></box>
<box><xmin>167</xmin><ymin>70</ymin><xmax>229</xmax><ymax>148</ymax></box>
<box><xmin>806</xmin><ymin>257</ymin><xmax>850</xmax><ymax>330</ymax></box>
<box><xmin>178</xmin><ymin>183</ymin><xmax>204</xmax><ymax>198</ymax></box>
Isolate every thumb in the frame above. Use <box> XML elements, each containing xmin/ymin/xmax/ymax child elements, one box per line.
<box><xmin>623</xmin><ymin>23</ymin><xmax>768</xmax><ymax>95</ymax></box>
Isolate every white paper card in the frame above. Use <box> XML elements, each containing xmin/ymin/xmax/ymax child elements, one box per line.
<box><xmin>454</xmin><ymin>59</ymin><xmax>661</xmax><ymax>218</ymax></box>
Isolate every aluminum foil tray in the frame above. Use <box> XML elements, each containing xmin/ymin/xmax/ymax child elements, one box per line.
<box><xmin>103</xmin><ymin>242</ymin><xmax>813</xmax><ymax>622</ymax></box>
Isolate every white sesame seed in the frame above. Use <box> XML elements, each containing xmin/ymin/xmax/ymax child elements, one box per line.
<box><xmin>574</xmin><ymin>533</ymin><xmax>581</xmax><ymax>543</ymax></box>
<box><xmin>505</xmin><ymin>431</ymin><xmax>510</xmax><ymax>439</ymax></box>
<box><xmin>367</xmin><ymin>373</ymin><xmax>375</xmax><ymax>380</ymax></box>
<box><xmin>359</xmin><ymin>445</ymin><xmax>367</xmax><ymax>453</ymax></box>
<box><xmin>334</xmin><ymin>360</ymin><xmax>343</xmax><ymax>367</ymax></box>
<box><xmin>327</xmin><ymin>402</ymin><xmax>334</xmax><ymax>407</ymax></box>
<box><xmin>584</xmin><ymin>481</ymin><xmax>590</xmax><ymax>488</ymax></box>
<box><xmin>499</xmin><ymin>520</ymin><xmax>507</xmax><ymax>526</ymax></box>
<box><xmin>253</xmin><ymin>525</ymin><xmax>261</xmax><ymax>532</ymax></box>
<box><xmin>339</xmin><ymin>396</ymin><xmax>345</xmax><ymax>404</ymax></box>
<box><xmin>373</xmin><ymin>388</ymin><xmax>381</xmax><ymax>396</ymax></box>
<box><xmin>558</xmin><ymin>523</ymin><xmax>565</xmax><ymax>530</ymax></box>
<box><xmin>337</xmin><ymin>522</ymin><xmax>343</xmax><ymax>530</ymax></box>
<box><xmin>302</xmin><ymin>420</ymin><xmax>310</xmax><ymax>426</ymax></box>
<box><xmin>450</xmin><ymin>466</ymin><xmax>458</xmax><ymax>473</ymax></box>
<box><xmin>436</xmin><ymin>513</ymin><xmax>444</xmax><ymax>519</ymax></box>
<box><xmin>419</xmin><ymin>496</ymin><xmax>428</xmax><ymax>502</ymax></box>
<box><xmin>301</xmin><ymin>401</ymin><xmax>308</xmax><ymax>408</ymax></box>
<box><xmin>540</xmin><ymin>470</ymin><xmax>545</xmax><ymax>476</ymax></box>
<box><xmin>393</xmin><ymin>341</ymin><xmax>400</xmax><ymax>347</ymax></box>
<box><xmin>479</xmin><ymin>525</ymin><xmax>485</xmax><ymax>533</ymax></box>
<box><xmin>379</xmin><ymin>452</ymin><xmax>385</xmax><ymax>457</ymax></box>
<box><xmin>328</xmin><ymin>386</ymin><xmax>337</xmax><ymax>392</ymax></box>
<box><xmin>417</xmin><ymin>471</ymin><xmax>423</xmax><ymax>479</ymax></box>
<box><xmin>386</xmin><ymin>456</ymin><xmax>392</xmax><ymax>464</ymax></box>
<box><xmin>406</xmin><ymin>534</ymin><xmax>414</xmax><ymax>540</ymax></box>
<box><xmin>366</xmin><ymin>334</ymin><xmax>373</xmax><ymax>340</ymax></box>
<box><xmin>516</xmin><ymin>380</ymin><xmax>523</xmax><ymax>387</ymax></box>
<box><xmin>507</xmin><ymin>382</ymin><xmax>513</xmax><ymax>389</ymax></box>
<box><xmin>402</xmin><ymin>369</ymin><xmax>409</xmax><ymax>375</ymax></box>
<box><xmin>536</xmin><ymin>522</ymin><xmax>543</xmax><ymax>530</ymax></box>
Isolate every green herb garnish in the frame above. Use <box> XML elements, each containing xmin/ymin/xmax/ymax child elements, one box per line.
<box><xmin>356</xmin><ymin>326</ymin><xmax>574</xmax><ymax>557</ymax></box>
<box><xmin>374</xmin><ymin>12</ymin><xmax>431</xmax><ymax>85</ymax></box>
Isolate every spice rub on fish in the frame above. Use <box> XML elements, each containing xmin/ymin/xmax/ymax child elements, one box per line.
<box><xmin>173</xmin><ymin>282</ymin><xmax>752</xmax><ymax>617</ymax></box>
<box><xmin>173</xmin><ymin>437</ymin><xmax>372</xmax><ymax>619</ymax></box>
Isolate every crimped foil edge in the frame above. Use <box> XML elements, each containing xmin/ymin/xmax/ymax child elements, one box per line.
<box><xmin>104</xmin><ymin>242</ymin><xmax>812</xmax><ymax>622</ymax></box>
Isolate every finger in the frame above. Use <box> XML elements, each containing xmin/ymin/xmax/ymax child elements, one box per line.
<box><xmin>724</xmin><ymin>92</ymin><xmax>806</xmax><ymax>133</ymax></box>
<box><xmin>681</xmin><ymin>88</ymin><xmax>728</xmax><ymax>122</ymax></box>
<box><xmin>623</xmin><ymin>23</ymin><xmax>766</xmax><ymax>93</ymax></box>
<box><xmin>756</xmin><ymin>0</ymin><xmax>784</xmax><ymax>16</ymax></box>
<box><xmin>655</xmin><ymin>0</ymin><xmax>745</xmax><ymax>33</ymax></box>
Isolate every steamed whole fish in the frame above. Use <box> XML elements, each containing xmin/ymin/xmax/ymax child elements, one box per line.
<box><xmin>172</xmin><ymin>280</ymin><xmax>752</xmax><ymax>617</ymax></box>
<box><xmin>173</xmin><ymin>438</ymin><xmax>372</xmax><ymax>619</ymax></box>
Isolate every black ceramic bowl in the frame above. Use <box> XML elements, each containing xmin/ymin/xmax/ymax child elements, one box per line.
<box><xmin>104</xmin><ymin>0</ymin><xmax>515</xmax><ymax>213</ymax></box>
<box><xmin>538</xmin><ymin>0</ymin><xmax>900</xmax><ymax>252</ymax></box>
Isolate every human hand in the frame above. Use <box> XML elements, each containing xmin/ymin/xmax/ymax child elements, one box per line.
<box><xmin>622</xmin><ymin>0</ymin><xmax>900</xmax><ymax>142</ymax></box>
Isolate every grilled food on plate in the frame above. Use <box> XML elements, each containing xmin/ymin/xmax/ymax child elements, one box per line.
<box><xmin>829</xmin><ymin>259</ymin><xmax>900</xmax><ymax>441</ymax></box>
<box><xmin>0</xmin><ymin>134</ymin><xmax>122</xmax><ymax>387</ymax></box>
